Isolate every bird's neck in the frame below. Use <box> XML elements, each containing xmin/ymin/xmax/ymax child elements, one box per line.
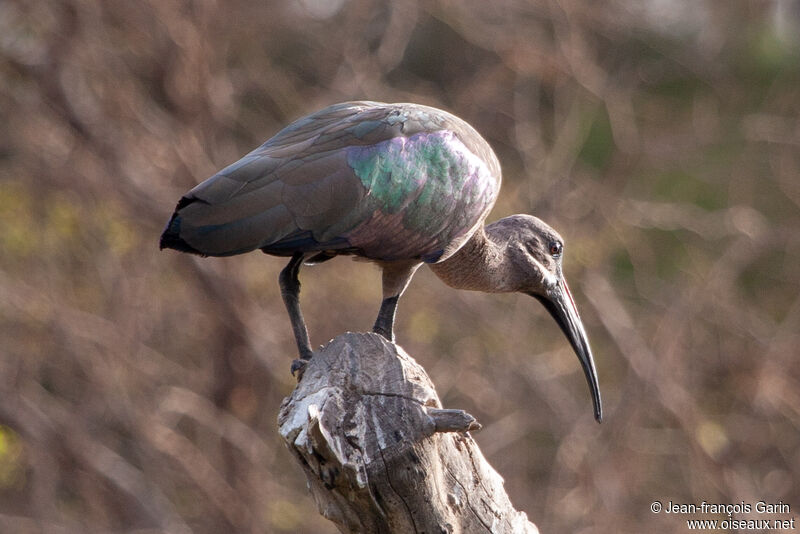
<box><xmin>429</xmin><ymin>226</ymin><xmax>513</xmax><ymax>293</ymax></box>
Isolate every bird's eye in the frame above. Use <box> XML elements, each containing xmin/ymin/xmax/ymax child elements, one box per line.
<box><xmin>549</xmin><ymin>241</ymin><xmax>563</xmax><ymax>257</ymax></box>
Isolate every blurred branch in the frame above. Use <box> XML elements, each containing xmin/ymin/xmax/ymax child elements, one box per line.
<box><xmin>143</xmin><ymin>419</ymin><xmax>254</xmax><ymax>531</ymax></box>
<box><xmin>0</xmin><ymin>384</ymin><xmax>192</xmax><ymax>534</ymax></box>
<box><xmin>618</xmin><ymin>200</ymin><xmax>769</xmax><ymax>240</ymax></box>
<box><xmin>156</xmin><ymin>386</ymin><xmax>271</xmax><ymax>467</ymax></box>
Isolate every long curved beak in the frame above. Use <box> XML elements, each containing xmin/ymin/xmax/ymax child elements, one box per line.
<box><xmin>531</xmin><ymin>280</ymin><xmax>603</xmax><ymax>423</ymax></box>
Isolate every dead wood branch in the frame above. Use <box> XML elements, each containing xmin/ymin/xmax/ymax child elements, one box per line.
<box><xmin>278</xmin><ymin>332</ymin><xmax>538</xmax><ymax>534</ymax></box>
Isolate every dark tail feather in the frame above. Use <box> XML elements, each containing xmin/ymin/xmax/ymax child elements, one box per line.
<box><xmin>159</xmin><ymin>198</ymin><xmax>206</xmax><ymax>256</ymax></box>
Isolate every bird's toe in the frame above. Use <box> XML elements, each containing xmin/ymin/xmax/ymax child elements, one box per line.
<box><xmin>291</xmin><ymin>358</ymin><xmax>309</xmax><ymax>380</ymax></box>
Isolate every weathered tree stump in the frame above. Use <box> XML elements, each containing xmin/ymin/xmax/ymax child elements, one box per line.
<box><xmin>278</xmin><ymin>332</ymin><xmax>539</xmax><ymax>534</ymax></box>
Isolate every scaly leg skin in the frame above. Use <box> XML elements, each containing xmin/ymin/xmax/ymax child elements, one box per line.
<box><xmin>372</xmin><ymin>295</ymin><xmax>399</xmax><ymax>342</ymax></box>
<box><xmin>372</xmin><ymin>260</ymin><xmax>422</xmax><ymax>343</ymax></box>
<box><xmin>279</xmin><ymin>252</ymin><xmax>312</xmax><ymax>378</ymax></box>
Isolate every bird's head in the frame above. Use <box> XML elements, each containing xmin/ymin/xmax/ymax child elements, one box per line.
<box><xmin>489</xmin><ymin>214</ymin><xmax>603</xmax><ymax>422</ymax></box>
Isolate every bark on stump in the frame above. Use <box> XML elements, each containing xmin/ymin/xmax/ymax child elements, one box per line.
<box><xmin>278</xmin><ymin>332</ymin><xmax>539</xmax><ymax>534</ymax></box>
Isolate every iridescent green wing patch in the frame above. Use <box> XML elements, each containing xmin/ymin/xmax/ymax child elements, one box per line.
<box><xmin>343</xmin><ymin>131</ymin><xmax>498</xmax><ymax>259</ymax></box>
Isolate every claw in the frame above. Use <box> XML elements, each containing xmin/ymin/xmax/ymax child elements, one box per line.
<box><xmin>291</xmin><ymin>358</ymin><xmax>308</xmax><ymax>381</ymax></box>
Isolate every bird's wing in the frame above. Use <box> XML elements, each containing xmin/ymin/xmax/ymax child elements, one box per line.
<box><xmin>163</xmin><ymin>102</ymin><xmax>500</xmax><ymax>260</ymax></box>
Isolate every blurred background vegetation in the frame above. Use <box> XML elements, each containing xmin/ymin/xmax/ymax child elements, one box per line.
<box><xmin>1</xmin><ymin>0</ymin><xmax>799</xmax><ymax>532</ymax></box>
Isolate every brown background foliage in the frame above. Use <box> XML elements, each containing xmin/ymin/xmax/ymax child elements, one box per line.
<box><xmin>1</xmin><ymin>1</ymin><xmax>799</xmax><ymax>532</ymax></box>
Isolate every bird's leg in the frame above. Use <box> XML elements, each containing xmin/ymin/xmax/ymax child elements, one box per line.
<box><xmin>279</xmin><ymin>252</ymin><xmax>313</xmax><ymax>375</ymax></box>
<box><xmin>373</xmin><ymin>296</ymin><xmax>400</xmax><ymax>341</ymax></box>
<box><xmin>373</xmin><ymin>260</ymin><xmax>422</xmax><ymax>342</ymax></box>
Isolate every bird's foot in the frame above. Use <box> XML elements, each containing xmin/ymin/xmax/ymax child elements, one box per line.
<box><xmin>291</xmin><ymin>357</ymin><xmax>310</xmax><ymax>381</ymax></box>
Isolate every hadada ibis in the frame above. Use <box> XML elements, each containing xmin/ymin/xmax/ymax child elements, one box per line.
<box><xmin>160</xmin><ymin>101</ymin><xmax>602</xmax><ymax>422</ymax></box>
